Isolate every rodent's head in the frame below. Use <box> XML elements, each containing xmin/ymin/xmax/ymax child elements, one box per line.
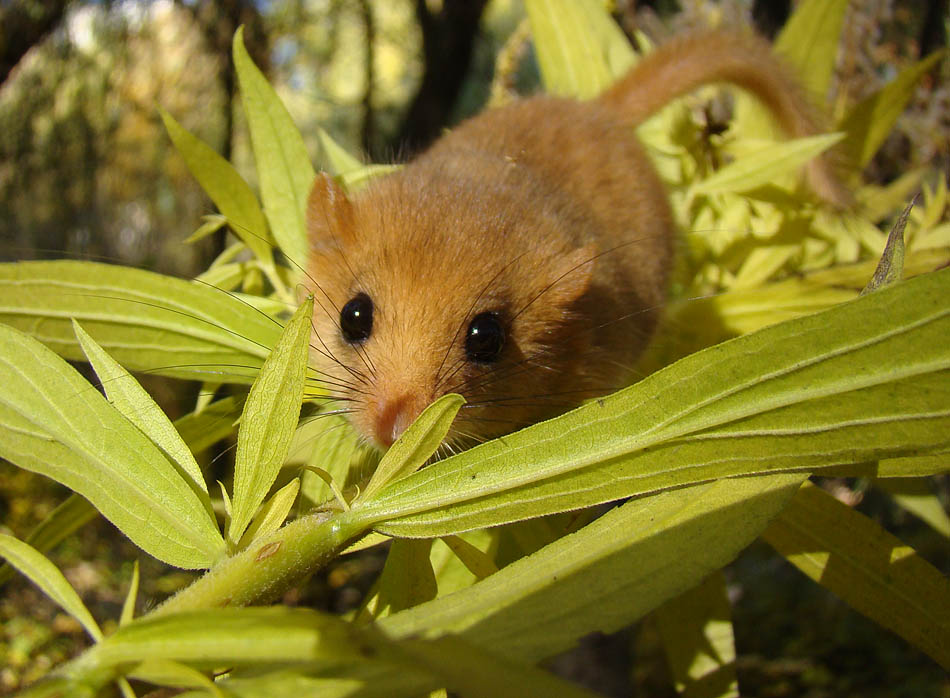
<box><xmin>304</xmin><ymin>172</ymin><xmax>603</xmax><ymax>452</ymax></box>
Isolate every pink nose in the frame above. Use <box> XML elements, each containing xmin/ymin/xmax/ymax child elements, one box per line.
<box><xmin>374</xmin><ymin>394</ymin><xmax>415</xmax><ymax>448</ymax></box>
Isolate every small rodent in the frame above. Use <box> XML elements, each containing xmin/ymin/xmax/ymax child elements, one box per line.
<box><xmin>305</xmin><ymin>30</ymin><xmax>847</xmax><ymax>451</ymax></box>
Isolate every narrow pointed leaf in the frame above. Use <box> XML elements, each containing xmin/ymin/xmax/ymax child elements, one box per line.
<box><xmin>0</xmin><ymin>261</ymin><xmax>280</xmax><ymax>383</ymax></box>
<box><xmin>238</xmin><ymin>477</ymin><xmax>301</xmax><ymax>548</ymax></box>
<box><xmin>359</xmin><ymin>269</ymin><xmax>950</xmax><ymax>538</ymax></box>
<box><xmin>128</xmin><ymin>659</ymin><xmax>223</xmax><ymax>697</ymax></box>
<box><xmin>296</xmin><ymin>413</ymin><xmax>378</xmax><ymax>504</ymax></box>
<box><xmin>0</xmin><ymin>494</ymin><xmax>96</xmax><ymax>586</ymax></box>
<box><xmin>862</xmin><ymin>196</ymin><xmax>912</xmax><ymax>294</ymax></box>
<box><xmin>875</xmin><ymin>477</ymin><xmax>950</xmax><ymax>538</ymax></box>
<box><xmin>340</xmin><ymin>164</ymin><xmax>401</xmax><ymax>192</ymax></box>
<box><xmin>774</xmin><ymin>0</ymin><xmax>850</xmax><ymax>98</ymax></box>
<box><xmin>121</xmin><ymin>561</ymin><xmax>140</xmax><ymax>627</ymax></box>
<box><xmin>0</xmin><ymin>325</ymin><xmax>227</xmax><ymax>568</ymax></box>
<box><xmin>183</xmin><ymin>214</ymin><xmax>228</xmax><ymax>244</ymax></box>
<box><xmin>228</xmin><ymin>297</ymin><xmax>313</xmax><ymax>542</ymax></box>
<box><xmin>0</xmin><ymin>533</ymin><xmax>103</xmax><ymax>642</ymax></box>
<box><xmin>525</xmin><ymin>0</ymin><xmax>634</xmax><ymax>99</ymax></box>
<box><xmin>316</xmin><ymin>127</ymin><xmax>363</xmax><ymax>174</ymax></box>
<box><xmin>116</xmin><ymin>677</ymin><xmax>137</xmax><ymax>698</ymax></box>
<box><xmin>173</xmin><ymin>396</ymin><xmax>243</xmax><ymax>455</ymax></box>
<box><xmin>762</xmin><ymin>482</ymin><xmax>950</xmax><ymax>669</ymax></box>
<box><xmin>840</xmin><ymin>51</ymin><xmax>946</xmax><ymax>167</ymax></box>
<box><xmin>694</xmin><ymin>133</ymin><xmax>844</xmax><ymax>196</ymax></box>
<box><xmin>359</xmin><ymin>539</ymin><xmax>437</xmax><ymax>622</ymax></box>
<box><xmin>160</xmin><ymin>109</ymin><xmax>274</xmax><ymax>261</ymax></box>
<box><xmin>0</xmin><ymin>397</ymin><xmax>240</xmax><ymax>585</ymax></box>
<box><xmin>74</xmin><ymin>320</ymin><xmax>209</xmax><ymax>501</ymax></box>
<box><xmin>75</xmin><ymin>607</ymin><xmax>391</xmax><ymax>673</ymax></box>
<box><xmin>656</xmin><ymin>571</ymin><xmax>738</xmax><ymax>698</ymax></box>
<box><xmin>233</xmin><ymin>26</ymin><xmax>315</xmax><ymax>268</ymax></box>
<box><xmin>361</xmin><ymin>393</ymin><xmax>465</xmax><ymax>501</ymax></box>
<box><xmin>442</xmin><ymin>535</ymin><xmax>499</xmax><ymax>580</ymax></box>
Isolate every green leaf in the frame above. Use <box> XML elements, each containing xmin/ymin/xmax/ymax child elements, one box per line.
<box><xmin>693</xmin><ymin>133</ymin><xmax>844</xmax><ymax>196</ymax></box>
<box><xmin>862</xmin><ymin>196</ymin><xmax>913</xmax><ymax>294</ymax></box>
<box><xmin>0</xmin><ymin>533</ymin><xmax>103</xmax><ymax>641</ymax></box>
<box><xmin>237</xmin><ymin>477</ymin><xmax>301</xmax><ymax>548</ymax></box>
<box><xmin>228</xmin><ymin>297</ymin><xmax>313</xmax><ymax>543</ymax></box>
<box><xmin>160</xmin><ymin>109</ymin><xmax>274</xmax><ymax>261</ymax></box>
<box><xmin>74</xmin><ymin>607</ymin><xmax>392</xmax><ymax>673</ymax></box>
<box><xmin>359</xmin><ymin>269</ymin><xmax>950</xmax><ymax>538</ymax></box>
<box><xmin>774</xmin><ymin>0</ymin><xmax>850</xmax><ymax>98</ymax></box>
<box><xmin>763</xmin><ymin>482</ymin><xmax>950</xmax><ymax>669</ymax></box>
<box><xmin>316</xmin><ymin>127</ymin><xmax>363</xmax><ymax>174</ymax></box>
<box><xmin>173</xmin><ymin>396</ymin><xmax>243</xmax><ymax>456</ymax></box>
<box><xmin>296</xmin><ymin>413</ymin><xmax>375</xmax><ymax>505</ymax></box>
<box><xmin>339</xmin><ymin>164</ymin><xmax>401</xmax><ymax>192</ymax></box>
<box><xmin>0</xmin><ymin>324</ymin><xmax>227</xmax><ymax>569</ymax></box>
<box><xmin>379</xmin><ymin>474</ymin><xmax>805</xmax><ymax>664</ymax></box>
<box><xmin>116</xmin><ymin>677</ymin><xmax>137</xmax><ymax>698</ymax></box>
<box><xmin>525</xmin><ymin>0</ymin><xmax>634</xmax><ymax>99</ymax></box>
<box><xmin>360</xmin><ymin>393</ymin><xmax>465</xmax><ymax>502</ymax></box>
<box><xmin>74</xmin><ymin>320</ymin><xmax>210</xmax><ymax>503</ymax></box>
<box><xmin>12</xmin><ymin>678</ymin><xmax>86</xmax><ymax>698</ymax></box>
<box><xmin>827</xmin><ymin>453</ymin><xmax>949</xmax><ymax>479</ymax></box>
<box><xmin>358</xmin><ymin>539</ymin><xmax>437</xmax><ymax>624</ymax></box>
<box><xmin>0</xmin><ymin>494</ymin><xmax>96</xmax><ymax>586</ymax></box>
<box><xmin>128</xmin><ymin>659</ymin><xmax>223</xmax><ymax>698</ymax></box>
<box><xmin>875</xmin><ymin>477</ymin><xmax>950</xmax><ymax>538</ymax></box>
<box><xmin>194</xmin><ymin>261</ymin><xmax>246</xmax><ymax>291</ymax></box>
<box><xmin>398</xmin><ymin>634</ymin><xmax>603</xmax><ymax>698</ymax></box>
<box><xmin>441</xmin><ymin>535</ymin><xmax>499</xmax><ymax>580</ymax></box>
<box><xmin>120</xmin><ymin>561</ymin><xmax>140</xmax><ymax>627</ymax></box>
<box><xmin>183</xmin><ymin>213</ymin><xmax>228</xmax><ymax>244</ymax></box>
<box><xmin>656</xmin><ymin>571</ymin><xmax>738</xmax><ymax>698</ymax></box>
<box><xmin>0</xmin><ymin>397</ymin><xmax>239</xmax><ymax>585</ymax></box>
<box><xmin>233</xmin><ymin>26</ymin><xmax>315</xmax><ymax>269</ymax></box>
<box><xmin>202</xmin><ymin>665</ymin><xmax>435</xmax><ymax>698</ymax></box>
<box><xmin>0</xmin><ymin>260</ymin><xmax>280</xmax><ymax>383</ymax></box>
<box><xmin>840</xmin><ymin>50</ymin><xmax>946</xmax><ymax>167</ymax></box>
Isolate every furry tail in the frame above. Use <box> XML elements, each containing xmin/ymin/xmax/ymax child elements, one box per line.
<box><xmin>599</xmin><ymin>30</ymin><xmax>852</xmax><ymax>207</ymax></box>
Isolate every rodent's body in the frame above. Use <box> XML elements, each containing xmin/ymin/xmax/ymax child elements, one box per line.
<box><xmin>306</xmin><ymin>31</ymin><xmax>845</xmax><ymax>450</ymax></box>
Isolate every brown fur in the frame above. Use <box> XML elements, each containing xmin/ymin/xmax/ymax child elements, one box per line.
<box><xmin>306</xmin><ymin>30</ymin><xmax>847</xmax><ymax>450</ymax></box>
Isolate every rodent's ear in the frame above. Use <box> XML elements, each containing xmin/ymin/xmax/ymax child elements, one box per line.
<box><xmin>544</xmin><ymin>244</ymin><xmax>596</xmax><ymax>309</ymax></box>
<box><xmin>307</xmin><ymin>172</ymin><xmax>356</xmax><ymax>250</ymax></box>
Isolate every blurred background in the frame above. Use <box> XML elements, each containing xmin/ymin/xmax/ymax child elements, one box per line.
<box><xmin>1</xmin><ymin>0</ymin><xmax>948</xmax><ymax>695</ymax></box>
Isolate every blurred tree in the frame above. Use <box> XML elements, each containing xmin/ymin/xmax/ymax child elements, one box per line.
<box><xmin>751</xmin><ymin>0</ymin><xmax>790</xmax><ymax>38</ymax></box>
<box><xmin>393</xmin><ymin>0</ymin><xmax>489</xmax><ymax>158</ymax></box>
<box><xmin>0</xmin><ymin>0</ymin><xmax>72</xmax><ymax>85</ymax></box>
<box><xmin>0</xmin><ymin>1</ymin><xmax>227</xmax><ymax>275</ymax></box>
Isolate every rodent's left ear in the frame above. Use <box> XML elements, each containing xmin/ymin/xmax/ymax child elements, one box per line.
<box><xmin>307</xmin><ymin>172</ymin><xmax>356</xmax><ymax>250</ymax></box>
<box><xmin>544</xmin><ymin>244</ymin><xmax>596</xmax><ymax>309</ymax></box>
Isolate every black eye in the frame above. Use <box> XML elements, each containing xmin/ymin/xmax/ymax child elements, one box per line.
<box><xmin>465</xmin><ymin>312</ymin><xmax>505</xmax><ymax>364</ymax></box>
<box><xmin>340</xmin><ymin>293</ymin><xmax>373</xmax><ymax>344</ymax></box>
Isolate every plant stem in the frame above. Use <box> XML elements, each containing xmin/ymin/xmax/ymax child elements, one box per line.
<box><xmin>153</xmin><ymin>508</ymin><xmax>368</xmax><ymax>616</ymax></box>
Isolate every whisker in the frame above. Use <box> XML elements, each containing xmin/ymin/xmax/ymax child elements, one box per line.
<box><xmin>509</xmin><ymin>234</ymin><xmax>665</xmax><ymax>325</ymax></box>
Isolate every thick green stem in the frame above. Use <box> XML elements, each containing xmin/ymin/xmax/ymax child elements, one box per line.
<box><xmin>155</xmin><ymin>508</ymin><xmax>369</xmax><ymax>616</ymax></box>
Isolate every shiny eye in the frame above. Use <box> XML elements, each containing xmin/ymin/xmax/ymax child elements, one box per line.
<box><xmin>340</xmin><ymin>292</ymin><xmax>374</xmax><ymax>344</ymax></box>
<box><xmin>465</xmin><ymin>312</ymin><xmax>505</xmax><ymax>364</ymax></box>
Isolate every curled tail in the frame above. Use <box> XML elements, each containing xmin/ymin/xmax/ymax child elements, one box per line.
<box><xmin>599</xmin><ymin>30</ymin><xmax>851</xmax><ymax>207</ymax></box>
